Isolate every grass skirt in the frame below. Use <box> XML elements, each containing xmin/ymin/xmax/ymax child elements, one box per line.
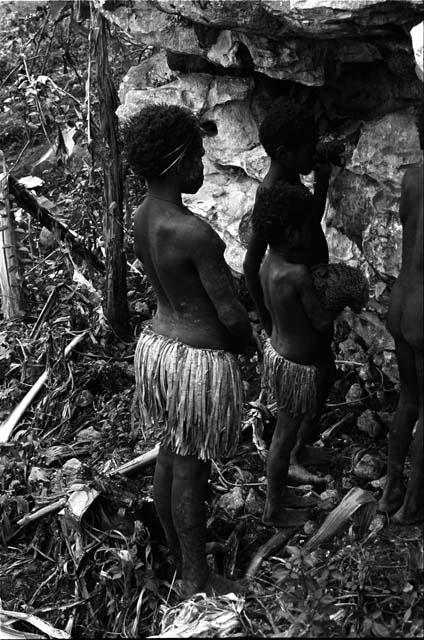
<box><xmin>134</xmin><ymin>327</ymin><xmax>243</xmax><ymax>461</ymax></box>
<box><xmin>262</xmin><ymin>339</ymin><xmax>318</xmax><ymax>417</ymax></box>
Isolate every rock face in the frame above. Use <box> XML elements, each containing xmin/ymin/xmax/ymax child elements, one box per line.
<box><xmin>101</xmin><ymin>0</ymin><xmax>424</xmax><ymax>383</ymax></box>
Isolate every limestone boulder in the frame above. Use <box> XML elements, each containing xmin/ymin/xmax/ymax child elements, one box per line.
<box><xmin>206</xmin><ymin>29</ymin><xmax>328</xmax><ymax>85</ymax></box>
<box><xmin>118</xmin><ymin>70</ymin><xmax>252</xmax><ymax>121</ymax></box>
<box><xmin>327</xmin><ymin>110</ymin><xmax>421</xmax><ymax>282</ymax></box>
<box><xmin>99</xmin><ymin>0</ymin><xmax>424</xmax><ymax>87</ymax></box>
<box><xmin>153</xmin><ymin>1</ymin><xmax>424</xmax><ymax>39</ymax></box>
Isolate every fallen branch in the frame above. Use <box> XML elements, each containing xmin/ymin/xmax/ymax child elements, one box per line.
<box><xmin>13</xmin><ymin>443</ymin><xmax>161</xmax><ymax>532</ymax></box>
<box><xmin>0</xmin><ymin>331</ymin><xmax>88</xmax><ymax>443</ymax></box>
<box><xmin>245</xmin><ymin>529</ymin><xmax>298</xmax><ymax>579</ymax></box>
<box><xmin>8</xmin><ymin>175</ymin><xmax>105</xmax><ymax>273</ymax></box>
<box><xmin>30</xmin><ymin>283</ymin><xmax>62</xmax><ymax>339</ymax></box>
<box><xmin>107</xmin><ymin>444</ymin><xmax>160</xmax><ymax>476</ymax></box>
<box><xmin>16</xmin><ymin>498</ymin><xmax>67</xmax><ymax>528</ymax></box>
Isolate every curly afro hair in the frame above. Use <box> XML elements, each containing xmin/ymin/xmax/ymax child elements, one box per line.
<box><xmin>416</xmin><ymin>97</ymin><xmax>424</xmax><ymax>150</ymax></box>
<box><xmin>252</xmin><ymin>182</ymin><xmax>314</xmax><ymax>245</ymax></box>
<box><xmin>121</xmin><ymin>103</ymin><xmax>203</xmax><ymax>179</ymax></box>
<box><xmin>310</xmin><ymin>263</ymin><xmax>369</xmax><ymax>317</ymax></box>
<box><xmin>259</xmin><ymin>97</ymin><xmax>318</xmax><ymax>158</ymax></box>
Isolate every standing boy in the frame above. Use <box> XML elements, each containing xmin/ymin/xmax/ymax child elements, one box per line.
<box><xmin>122</xmin><ymin>104</ymin><xmax>255</xmax><ymax>595</ymax></box>
<box><xmin>378</xmin><ymin>102</ymin><xmax>423</xmax><ymax>525</ymax></box>
<box><xmin>244</xmin><ymin>97</ymin><xmax>344</xmax><ymax>484</ymax></box>
<box><xmin>253</xmin><ymin>183</ymin><xmax>334</xmax><ymax>526</ymax></box>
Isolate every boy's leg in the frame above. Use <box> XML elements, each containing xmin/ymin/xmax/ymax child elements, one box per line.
<box><xmin>288</xmin><ymin>356</ymin><xmax>336</xmax><ymax>485</ymax></box>
<box><xmin>379</xmin><ymin>338</ymin><xmax>419</xmax><ymax>514</ymax></box>
<box><xmin>171</xmin><ymin>453</ymin><xmax>246</xmax><ymax>596</ymax></box>
<box><xmin>153</xmin><ymin>447</ymin><xmax>181</xmax><ymax>572</ymax></box>
<box><xmin>264</xmin><ymin>408</ymin><xmax>310</xmax><ymax>527</ymax></box>
<box><xmin>392</xmin><ymin>350</ymin><xmax>423</xmax><ymax>524</ymax></box>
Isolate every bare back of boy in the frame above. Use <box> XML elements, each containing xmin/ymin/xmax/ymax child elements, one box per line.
<box><xmin>135</xmin><ymin>198</ymin><xmax>248</xmax><ymax>352</ymax></box>
<box><xmin>134</xmin><ymin>196</ymin><xmax>253</xmax><ymax>595</ymax></box>
<box><xmin>260</xmin><ymin>253</ymin><xmax>332</xmax><ymax>365</ymax></box>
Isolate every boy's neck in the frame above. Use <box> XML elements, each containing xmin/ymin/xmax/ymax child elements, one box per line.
<box><xmin>263</xmin><ymin>159</ymin><xmax>301</xmax><ymax>187</ymax></box>
<box><xmin>146</xmin><ymin>177</ymin><xmax>183</xmax><ymax>206</ymax></box>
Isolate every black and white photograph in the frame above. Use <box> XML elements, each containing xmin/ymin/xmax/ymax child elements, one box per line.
<box><xmin>0</xmin><ymin>1</ymin><xmax>423</xmax><ymax>637</ymax></box>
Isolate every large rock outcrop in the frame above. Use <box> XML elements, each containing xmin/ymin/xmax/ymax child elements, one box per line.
<box><xmin>101</xmin><ymin>0</ymin><xmax>424</xmax><ymax>383</ymax></box>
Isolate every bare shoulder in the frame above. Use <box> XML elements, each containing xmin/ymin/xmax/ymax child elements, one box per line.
<box><xmin>179</xmin><ymin>212</ymin><xmax>225</xmax><ymax>257</ymax></box>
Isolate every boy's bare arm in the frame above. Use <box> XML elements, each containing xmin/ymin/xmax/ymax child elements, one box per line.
<box><xmin>296</xmin><ymin>267</ymin><xmax>333</xmax><ymax>332</ymax></box>
<box><xmin>312</xmin><ymin>163</ymin><xmax>331</xmax><ymax>223</ymax></box>
<box><xmin>243</xmin><ymin>231</ymin><xmax>272</xmax><ymax>335</ymax></box>
<box><xmin>313</xmin><ymin>141</ymin><xmax>345</xmax><ymax>222</ymax></box>
<box><xmin>193</xmin><ymin>225</ymin><xmax>254</xmax><ymax>351</ymax></box>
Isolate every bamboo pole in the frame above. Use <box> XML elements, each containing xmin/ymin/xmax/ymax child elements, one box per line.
<box><xmin>0</xmin><ymin>151</ymin><xmax>23</xmax><ymax>318</ymax></box>
<box><xmin>107</xmin><ymin>444</ymin><xmax>160</xmax><ymax>477</ymax></box>
<box><xmin>0</xmin><ymin>331</ymin><xmax>88</xmax><ymax>443</ymax></box>
<box><xmin>13</xmin><ymin>443</ymin><xmax>161</xmax><ymax>531</ymax></box>
<box><xmin>16</xmin><ymin>498</ymin><xmax>67</xmax><ymax>528</ymax></box>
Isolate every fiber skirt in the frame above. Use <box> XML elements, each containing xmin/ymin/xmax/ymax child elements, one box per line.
<box><xmin>262</xmin><ymin>339</ymin><xmax>318</xmax><ymax>417</ymax></box>
<box><xmin>134</xmin><ymin>327</ymin><xmax>243</xmax><ymax>461</ymax></box>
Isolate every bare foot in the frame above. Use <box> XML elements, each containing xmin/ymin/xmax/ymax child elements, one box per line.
<box><xmin>281</xmin><ymin>487</ymin><xmax>320</xmax><ymax>508</ymax></box>
<box><xmin>299</xmin><ymin>446</ymin><xmax>337</xmax><ymax>466</ymax></box>
<box><xmin>263</xmin><ymin>505</ymin><xmax>310</xmax><ymax>528</ymax></box>
<box><xmin>391</xmin><ymin>503</ymin><xmax>424</xmax><ymax>526</ymax></box>
<box><xmin>183</xmin><ymin>573</ymin><xmax>249</xmax><ymax>597</ymax></box>
<box><xmin>288</xmin><ymin>463</ymin><xmax>327</xmax><ymax>486</ymax></box>
<box><xmin>378</xmin><ymin>483</ymin><xmax>405</xmax><ymax>515</ymax></box>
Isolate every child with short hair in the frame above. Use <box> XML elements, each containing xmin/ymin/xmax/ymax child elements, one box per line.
<box><xmin>244</xmin><ymin>96</ymin><xmax>344</xmax><ymax>334</ymax></box>
<box><xmin>123</xmin><ymin>103</ymin><xmax>255</xmax><ymax>595</ymax></box>
<box><xmin>253</xmin><ymin>182</ymin><xmax>368</xmax><ymax>527</ymax></box>
<box><xmin>253</xmin><ymin>183</ymin><xmax>333</xmax><ymax>526</ymax></box>
<box><xmin>244</xmin><ymin>96</ymin><xmax>345</xmax><ymax>485</ymax></box>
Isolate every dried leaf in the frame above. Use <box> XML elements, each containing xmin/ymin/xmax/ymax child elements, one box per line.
<box><xmin>0</xmin><ymin>608</ymin><xmax>71</xmax><ymax>639</ymax></box>
<box><xmin>305</xmin><ymin>487</ymin><xmax>377</xmax><ymax>551</ymax></box>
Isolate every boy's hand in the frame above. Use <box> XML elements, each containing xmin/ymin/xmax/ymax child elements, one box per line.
<box><xmin>243</xmin><ymin>326</ymin><xmax>263</xmax><ymax>358</ymax></box>
<box><xmin>314</xmin><ymin>141</ymin><xmax>346</xmax><ymax>168</ymax></box>
<box><xmin>258</xmin><ymin>309</ymin><xmax>272</xmax><ymax>337</ymax></box>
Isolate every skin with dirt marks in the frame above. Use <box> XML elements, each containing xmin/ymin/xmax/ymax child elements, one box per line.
<box><xmin>378</xmin><ymin>161</ymin><xmax>423</xmax><ymax>526</ymax></box>
<box><xmin>133</xmin><ymin>112</ymin><xmax>255</xmax><ymax>596</ymax></box>
<box><xmin>244</xmin><ymin>135</ymin><xmax>338</xmax><ymax>488</ymax></box>
<box><xmin>259</xmin><ymin>212</ymin><xmax>335</xmax><ymax>527</ymax></box>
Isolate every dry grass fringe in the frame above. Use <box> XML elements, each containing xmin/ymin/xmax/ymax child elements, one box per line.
<box><xmin>262</xmin><ymin>339</ymin><xmax>317</xmax><ymax>416</ymax></box>
<box><xmin>134</xmin><ymin>328</ymin><xmax>243</xmax><ymax>461</ymax></box>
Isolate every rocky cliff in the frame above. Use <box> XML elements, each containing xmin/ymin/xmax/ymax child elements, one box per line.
<box><xmin>100</xmin><ymin>0</ymin><xmax>424</xmax><ymax>384</ymax></box>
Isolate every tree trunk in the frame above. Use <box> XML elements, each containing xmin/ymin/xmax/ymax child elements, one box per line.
<box><xmin>0</xmin><ymin>151</ymin><xmax>23</xmax><ymax>319</ymax></box>
<box><xmin>95</xmin><ymin>13</ymin><xmax>130</xmax><ymax>338</ymax></box>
